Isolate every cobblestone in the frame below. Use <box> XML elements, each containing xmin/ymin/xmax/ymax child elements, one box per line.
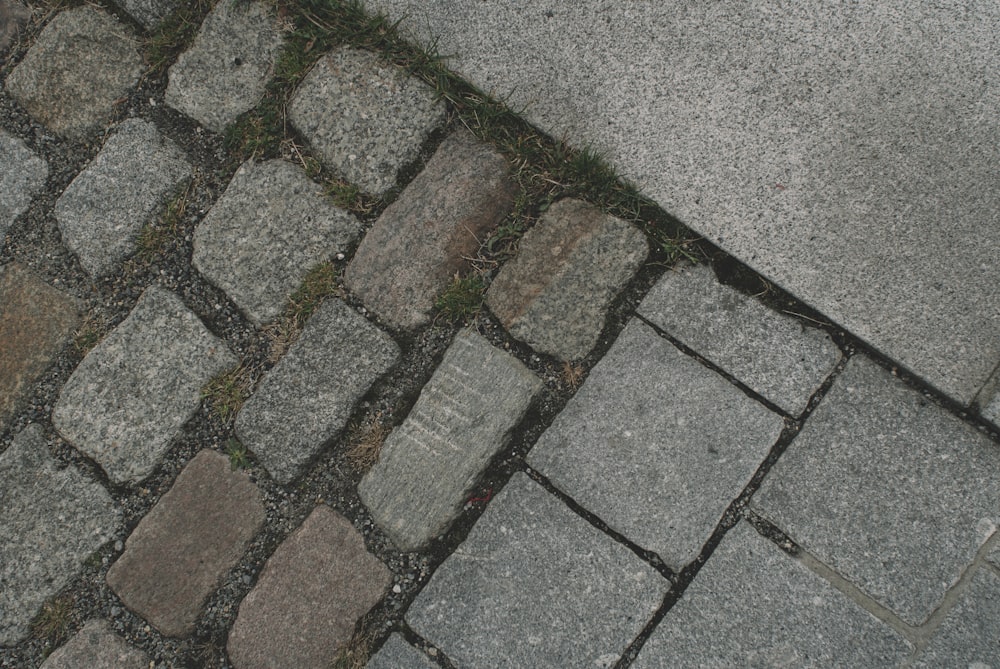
<box><xmin>118</xmin><ymin>0</ymin><xmax>182</xmax><ymax>31</ymax></box>
<box><xmin>54</xmin><ymin>119</ymin><xmax>191</xmax><ymax>276</ymax></box>
<box><xmin>366</xmin><ymin>634</ymin><xmax>438</xmax><ymax>669</ymax></box>
<box><xmin>0</xmin><ymin>425</ymin><xmax>119</xmax><ymax>646</ymax></box>
<box><xmin>0</xmin><ymin>263</ymin><xmax>80</xmax><ymax>431</ymax></box>
<box><xmin>106</xmin><ymin>450</ymin><xmax>265</xmax><ymax>637</ymax></box>
<box><xmin>52</xmin><ymin>287</ymin><xmax>236</xmax><ymax>483</ymax></box>
<box><xmin>359</xmin><ymin>331</ymin><xmax>540</xmax><ymax>551</ymax></box>
<box><xmin>4</xmin><ymin>6</ymin><xmax>142</xmax><ymax>138</ymax></box>
<box><xmin>289</xmin><ymin>46</ymin><xmax>446</xmax><ymax>196</ymax></box>
<box><xmin>235</xmin><ymin>298</ymin><xmax>399</xmax><ymax>484</ymax></box>
<box><xmin>0</xmin><ymin>129</ymin><xmax>47</xmax><ymax>237</ymax></box>
<box><xmin>345</xmin><ymin>130</ymin><xmax>516</xmax><ymax>329</ymax></box>
<box><xmin>39</xmin><ymin>619</ymin><xmax>150</xmax><ymax>669</ymax></box>
<box><xmin>227</xmin><ymin>506</ymin><xmax>389</xmax><ymax>669</ymax></box>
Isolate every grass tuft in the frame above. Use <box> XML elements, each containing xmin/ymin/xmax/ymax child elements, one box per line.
<box><xmin>201</xmin><ymin>364</ymin><xmax>256</xmax><ymax>424</ymax></box>
<box><xmin>345</xmin><ymin>412</ymin><xmax>390</xmax><ymax>471</ymax></box>
<box><xmin>434</xmin><ymin>275</ymin><xmax>485</xmax><ymax>324</ymax></box>
<box><xmin>143</xmin><ymin>0</ymin><xmax>212</xmax><ymax>77</ymax></box>
<box><xmin>225</xmin><ymin>438</ymin><xmax>250</xmax><ymax>470</ymax></box>
<box><xmin>30</xmin><ymin>595</ymin><xmax>74</xmax><ymax>645</ymax></box>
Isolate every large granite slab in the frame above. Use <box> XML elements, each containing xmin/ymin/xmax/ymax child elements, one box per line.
<box><xmin>632</xmin><ymin>522</ymin><xmax>910</xmax><ymax>668</ymax></box>
<box><xmin>359</xmin><ymin>331</ymin><xmax>541</xmax><ymax>551</ymax></box>
<box><xmin>106</xmin><ymin>450</ymin><xmax>265</xmax><ymax>637</ymax></box>
<box><xmin>345</xmin><ymin>130</ymin><xmax>516</xmax><ymax>329</ymax></box>
<box><xmin>407</xmin><ymin>472</ymin><xmax>668</xmax><ymax>668</ymax></box>
<box><xmin>0</xmin><ymin>130</ymin><xmax>47</xmax><ymax>236</ymax></box>
<box><xmin>527</xmin><ymin>319</ymin><xmax>783</xmax><ymax>570</ymax></box>
<box><xmin>638</xmin><ymin>262</ymin><xmax>841</xmax><ymax>415</ymax></box>
<box><xmin>4</xmin><ymin>6</ymin><xmax>142</xmax><ymax>138</ymax></box>
<box><xmin>363</xmin><ymin>0</ymin><xmax>1000</xmax><ymax>406</ymax></box>
<box><xmin>193</xmin><ymin>159</ymin><xmax>361</xmax><ymax>325</ymax></box>
<box><xmin>0</xmin><ymin>263</ymin><xmax>80</xmax><ymax>431</ymax></box>
<box><xmin>165</xmin><ymin>0</ymin><xmax>284</xmax><ymax>132</ymax></box>
<box><xmin>54</xmin><ymin>119</ymin><xmax>191</xmax><ymax>276</ymax></box>
<box><xmin>753</xmin><ymin>354</ymin><xmax>1000</xmax><ymax>625</ymax></box>
<box><xmin>235</xmin><ymin>298</ymin><xmax>400</xmax><ymax>484</ymax></box>
<box><xmin>52</xmin><ymin>287</ymin><xmax>236</xmax><ymax>483</ymax></box>
<box><xmin>227</xmin><ymin>506</ymin><xmax>390</xmax><ymax>669</ymax></box>
<box><xmin>486</xmin><ymin>198</ymin><xmax>647</xmax><ymax>360</ymax></box>
<box><xmin>0</xmin><ymin>425</ymin><xmax>119</xmax><ymax>646</ymax></box>
<box><xmin>289</xmin><ymin>46</ymin><xmax>446</xmax><ymax>196</ymax></box>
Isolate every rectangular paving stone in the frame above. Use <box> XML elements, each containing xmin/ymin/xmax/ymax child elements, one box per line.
<box><xmin>638</xmin><ymin>262</ymin><xmax>841</xmax><ymax>415</ymax></box>
<box><xmin>106</xmin><ymin>450</ymin><xmax>265</xmax><ymax>638</ymax></box>
<box><xmin>913</xmin><ymin>568</ymin><xmax>1000</xmax><ymax>668</ymax></box>
<box><xmin>0</xmin><ymin>263</ymin><xmax>80</xmax><ymax>432</ymax></box>
<box><xmin>367</xmin><ymin>634</ymin><xmax>438</xmax><ymax>669</ymax></box>
<box><xmin>227</xmin><ymin>505</ymin><xmax>390</xmax><ymax>669</ymax></box>
<box><xmin>40</xmin><ymin>619</ymin><xmax>150</xmax><ymax>669</ymax></box>
<box><xmin>0</xmin><ymin>129</ymin><xmax>47</xmax><ymax>236</ymax></box>
<box><xmin>0</xmin><ymin>425</ymin><xmax>119</xmax><ymax>646</ymax></box>
<box><xmin>55</xmin><ymin>119</ymin><xmax>191</xmax><ymax>276</ymax></box>
<box><xmin>364</xmin><ymin>0</ymin><xmax>1000</xmax><ymax>408</ymax></box>
<box><xmin>359</xmin><ymin>330</ymin><xmax>541</xmax><ymax>552</ymax></box>
<box><xmin>527</xmin><ymin>319</ymin><xmax>784</xmax><ymax>570</ymax></box>
<box><xmin>752</xmin><ymin>354</ymin><xmax>1000</xmax><ymax>625</ymax></box>
<box><xmin>632</xmin><ymin>521</ymin><xmax>910</xmax><ymax>668</ymax></box>
<box><xmin>486</xmin><ymin>198</ymin><xmax>647</xmax><ymax>361</ymax></box>
<box><xmin>289</xmin><ymin>46</ymin><xmax>447</xmax><ymax>196</ymax></box>
<box><xmin>407</xmin><ymin>472</ymin><xmax>668</xmax><ymax>668</ymax></box>
<box><xmin>53</xmin><ymin>286</ymin><xmax>237</xmax><ymax>483</ymax></box>
<box><xmin>165</xmin><ymin>0</ymin><xmax>284</xmax><ymax>132</ymax></box>
<box><xmin>4</xmin><ymin>6</ymin><xmax>142</xmax><ymax>138</ymax></box>
<box><xmin>345</xmin><ymin>130</ymin><xmax>516</xmax><ymax>329</ymax></box>
<box><xmin>193</xmin><ymin>159</ymin><xmax>361</xmax><ymax>325</ymax></box>
<box><xmin>235</xmin><ymin>298</ymin><xmax>400</xmax><ymax>484</ymax></box>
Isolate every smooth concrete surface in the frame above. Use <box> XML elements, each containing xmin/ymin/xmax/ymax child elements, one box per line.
<box><xmin>363</xmin><ymin>0</ymin><xmax>1000</xmax><ymax>406</ymax></box>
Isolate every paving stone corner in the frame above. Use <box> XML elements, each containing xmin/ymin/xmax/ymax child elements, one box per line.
<box><xmin>39</xmin><ymin>619</ymin><xmax>150</xmax><ymax>669</ymax></box>
<box><xmin>0</xmin><ymin>129</ymin><xmax>47</xmax><ymax>237</ymax></box>
<box><xmin>106</xmin><ymin>450</ymin><xmax>265</xmax><ymax>638</ymax></box>
<box><xmin>366</xmin><ymin>634</ymin><xmax>439</xmax><ymax>669</ymax></box>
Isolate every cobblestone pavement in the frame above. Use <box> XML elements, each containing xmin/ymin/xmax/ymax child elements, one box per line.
<box><xmin>2</xmin><ymin>2</ymin><xmax>999</xmax><ymax>668</ymax></box>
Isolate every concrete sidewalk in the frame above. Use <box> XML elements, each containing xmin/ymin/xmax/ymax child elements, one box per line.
<box><xmin>1</xmin><ymin>1</ymin><xmax>998</xmax><ymax>667</ymax></box>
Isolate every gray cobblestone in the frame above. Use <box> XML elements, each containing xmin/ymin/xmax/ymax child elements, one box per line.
<box><xmin>366</xmin><ymin>634</ymin><xmax>438</xmax><ymax>669</ymax></box>
<box><xmin>40</xmin><ymin>619</ymin><xmax>149</xmax><ymax>669</ymax></box>
<box><xmin>0</xmin><ymin>129</ymin><xmax>46</xmax><ymax>237</ymax></box>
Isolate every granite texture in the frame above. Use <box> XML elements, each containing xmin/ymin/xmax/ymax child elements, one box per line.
<box><xmin>0</xmin><ymin>129</ymin><xmax>47</xmax><ymax>236</ymax></box>
<box><xmin>638</xmin><ymin>262</ymin><xmax>841</xmax><ymax>415</ymax></box>
<box><xmin>40</xmin><ymin>619</ymin><xmax>150</xmax><ymax>669</ymax></box>
<box><xmin>54</xmin><ymin>118</ymin><xmax>191</xmax><ymax>276</ymax></box>
<box><xmin>528</xmin><ymin>319</ymin><xmax>783</xmax><ymax>570</ymax></box>
<box><xmin>235</xmin><ymin>298</ymin><xmax>400</xmax><ymax>484</ymax></box>
<box><xmin>227</xmin><ymin>506</ymin><xmax>390</xmax><ymax>669</ymax></box>
<box><xmin>359</xmin><ymin>330</ymin><xmax>541</xmax><ymax>551</ymax></box>
<box><xmin>52</xmin><ymin>287</ymin><xmax>236</xmax><ymax>483</ymax></box>
<box><xmin>289</xmin><ymin>46</ymin><xmax>446</xmax><ymax>195</ymax></box>
<box><xmin>165</xmin><ymin>0</ymin><xmax>284</xmax><ymax>132</ymax></box>
<box><xmin>366</xmin><ymin>634</ymin><xmax>438</xmax><ymax>669</ymax></box>
<box><xmin>4</xmin><ymin>6</ymin><xmax>142</xmax><ymax>138</ymax></box>
<box><xmin>118</xmin><ymin>0</ymin><xmax>182</xmax><ymax>30</ymax></box>
<box><xmin>486</xmin><ymin>198</ymin><xmax>647</xmax><ymax>360</ymax></box>
<box><xmin>193</xmin><ymin>159</ymin><xmax>361</xmax><ymax>325</ymax></box>
<box><xmin>912</xmin><ymin>568</ymin><xmax>1000</xmax><ymax>668</ymax></box>
<box><xmin>632</xmin><ymin>522</ymin><xmax>910</xmax><ymax>668</ymax></box>
<box><xmin>106</xmin><ymin>450</ymin><xmax>265</xmax><ymax>638</ymax></box>
<box><xmin>753</xmin><ymin>354</ymin><xmax>1000</xmax><ymax>625</ymax></box>
<box><xmin>345</xmin><ymin>130</ymin><xmax>516</xmax><ymax>329</ymax></box>
<box><xmin>407</xmin><ymin>472</ymin><xmax>668</xmax><ymax>668</ymax></box>
<box><xmin>0</xmin><ymin>425</ymin><xmax>119</xmax><ymax>646</ymax></box>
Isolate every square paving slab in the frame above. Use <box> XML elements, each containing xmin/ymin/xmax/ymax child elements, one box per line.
<box><xmin>364</xmin><ymin>0</ymin><xmax>1000</xmax><ymax>407</ymax></box>
<box><xmin>753</xmin><ymin>354</ymin><xmax>1000</xmax><ymax>625</ymax></box>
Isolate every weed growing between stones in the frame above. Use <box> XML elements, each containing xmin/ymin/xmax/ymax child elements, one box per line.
<box><xmin>345</xmin><ymin>411</ymin><xmax>390</xmax><ymax>472</ymax></box>
<box><xmin>434</xmin><ymin>275</ymin><xmax>485</xmax><ymax>325</ymax></box>
<box><xmin>133</xmin><ymin>180</ymin><xmax>192</xmax><ymax>265</ymax></box>
<box><xmin>264</xmin><ymin>261</ymin><xmax>342</xmax><ymax>362</ymax></box>
<box><xmin>201</xmin><ymin>364</ymin><xmax>255</xmax><ymax>425</ymax></box>
<box><xmin>225</xmin><ymin>438</ymin><xmax>249</xmax><ymax>470</ymax></box>
<box><xmin>29</xmin><ymin>594</ymin><xmax>74</xmax><ymax>646</ymax></box>
<box><xmin>143</xmin><ymin>0</ymin><xmax>213</xmax><ymax>77</ymax></box>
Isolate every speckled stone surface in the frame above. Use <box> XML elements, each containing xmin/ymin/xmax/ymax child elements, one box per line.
<box><xmin>106</xmin><ymin>450</ymin><xmax>265</xmax><ymax>638</ymax></box>
<box><xmin>528</xmin><ymin>319</ymin><xmax>783</xmax><ymax>570</ymax></box>
<box><xmin>0</xmin><ymin>425</ymin><xmax>119</xmax><ymax>646</ymax></box>
<box><xmin>4</xmin><ymin>6</ymin><xmax>142</xmax><ymax>138</ymax></box>
<box><xmin>289</xmin><ymin>46</ymin><xmax>446</xmax><ymax>196</ymax></box>
<box><xmin>0</xmin><ymin>130</ymin><xmax>47</xmax><ymax>236</ymax></box>
<box><xmin>632</xmin><ymin>522</ymin><xmax>910</xmax><ymax>668</ymax></box>
<box><xmin>54</xmin><ymin>119</ymin><xmax>191</xmax><ymax>276</ymax></box>
<box><xmin>366</xmin><ymin>634</ymin><xmax>439</xmax><ymax>669</ymax></box>
<box><xmin>638</xmin><ymin>262</ymin><xmax>841</xmax><ymax>415</ymax></box>
<box><xmin>486</xmin><ymin>197</ymin><xmax>647</xmax><ymax>360</ymax></box>
<box><xmin>359</xmin><ymin>331</ymin><xmax>540</xmax><ymax>551</ymax></box>
<box><xmin>193</xmin><ymin>159</ymin><xmax>361</xmax><ymax>325</ymax></box>
<box><xmin>52</xmin><ymin>287</ymin><xmax>236</xmax><ymax>483</ymax></box>
<box><xmin>227</xmin><ymin>506</ymin><xmax>390</xmax><ymax>669</ymax></box>
<box><xmin>407</xmin><ymin>472</ymin><xmax>668</xmax><ymax>668</ymax></box>
<box><xmin>165</xmin><ymin>0</ymin><xmax>284</xmax><ymax>132</ymax></box>
<box><xmin>40</xmin><ymin>619</ymin><xmax>150</xmax><ymax>669</ymax></box>
<box><xmin>117</xmin><ymin>0</ymin><xmax>182</xmax><ymax>30</ymax></box>
<box><xmin>345</xmin><ymin>130</ymin><xmax>516</xmax><ymax>329</ymax></box>
<box><xmin>753</xmin><ymin>355</ymin><xmax>1000</xmax><ymax>625</ymax></box>
<box><xmin>912</xmin><ymin>568</ymin><xmax>1000</xmax><ymax>668</ymax></box>
<box><xmin>235</xmin><ymin>298</ymin><xmax>400</xmax><ymax>484</ymax></box>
